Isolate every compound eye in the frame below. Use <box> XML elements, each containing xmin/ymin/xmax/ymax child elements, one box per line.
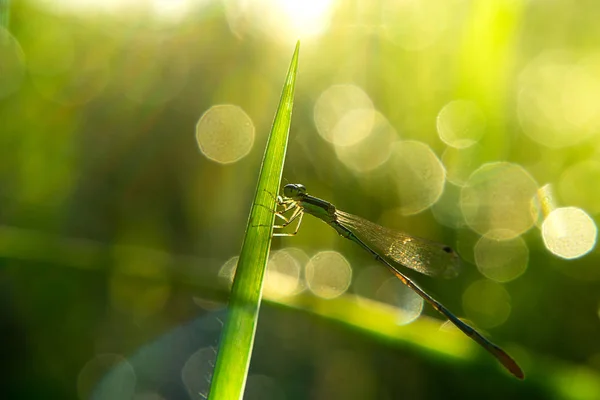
<box><xmin>283</xmin><ymin>183</ymin><xmax>306</xmax><ymax>198</ymax></box>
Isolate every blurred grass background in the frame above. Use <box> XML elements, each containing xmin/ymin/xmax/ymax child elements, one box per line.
<box><xmin>2</xmin><ymin>0</ymin><xmax>600</xmax><ymax>399</ymax></box>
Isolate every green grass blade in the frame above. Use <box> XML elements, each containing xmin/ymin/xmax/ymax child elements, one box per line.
<box><xmin>208</xmin><ymin>41</ymin><xmax>300</xmax><ymax>400</ymax></box>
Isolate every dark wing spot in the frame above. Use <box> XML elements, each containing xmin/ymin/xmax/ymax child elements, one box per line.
<box><xmin>442</xmin><ymin>246</ymin><xmax>453</xmax><ymax>254</ymax></box>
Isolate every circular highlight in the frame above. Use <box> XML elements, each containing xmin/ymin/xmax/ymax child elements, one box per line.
<box><xmin>431</xmin><ymin>182</ymin><xmax>466</xmax><ymax>229</ymax></box>
<box><xmin>441</xmin><ymin>145</ymin><xmax>485</xmax><ymax>187</ymax></box>
<box><xmin>542</xmin><ymin>207</ymin><xmax>597</xmax><ymax>259</ymax></box>
<box><xmin>460</xmin><ymin>162</ymin><xmax>538</xmax><ymax>239</ymax></box>
<box><xmin>305</xmin><ymin>251</ymin><xmax>352</xmax><ymax>299</ymax></box>
<box><xmin>196</xmin><ymin>105</ymin><xmax>255</xmax><ymax>164</ymax></box>
<box><xmin>335</xmin><ymin>111</ymin><xmax>396</xmax><ymax>173</ymax></box>
<box><xmin>314</xmin><ymin>84</ymin><xmax>375</xmax><ymax>146</ymax></box>
<box><xmin>278</xmin><ymin>247</ymin><xmax>310</xmax><ymax>294</ymax></box>
<box><xmin>558</xmin><ymin>160</ymin><xmax>600</xmax><ymax>215</ymax></box>
<box><xmin>182</xmin><ymin>347</ymin><xmax>216</xmax><ymax>400</ymax></box>
<box><xmin>218</xmin><ymin>256</ymin><xmax>239</xmax><ymax>284</ymax></box>
<box><xmin>462</xmin><ymin>280</ymin><xmax>511</xmax><ymax>329</ymax></box>
<box><xmin>390</xmin><ymin>141</ymin><xmax>446</xmax><ymax>215</ymax></box>
<box><xmin>354</xmin><ymin>265</ymin><xmax>391</xmax><ymax>299</ymax></box>
<box><xmin>77</xmin><ymin>354</ymin><xmax>136</xmax><ymax>400</ymax></box>
<box><xmin>517</xmin><ymin>51</ymin><xmax>600</xmax><ymax>148</ymax></box>
<box><xmin>376</xmin><ymin>278</ymin><xmax>424</xmax><ymax>325</ymax></box>
<box><xmin>474</xmin><ymin>232</ymin><xmax>529</xmax><ymax>283</ymax></box>
<box><xmin>264</xmin><ymin>249</ymin><xmax>302</xmax><ymax>299</ymax></box>
<box><xmin>437</xmin><ymin>100</ymin><xmax>486</xmax><ymax>149</ymax></box>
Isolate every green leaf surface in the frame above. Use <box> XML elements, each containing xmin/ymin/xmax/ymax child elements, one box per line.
<box><xmin>208</xmin><ymin>41</ymin><xmax>300</xmax><ymax>400</ymax></box>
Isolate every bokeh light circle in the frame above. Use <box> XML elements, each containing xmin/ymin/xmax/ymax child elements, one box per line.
<box><xmin>334</xmin><ymin>111</ymin><xmax>397</xmax><ymax>173</ymax></box>
<box><xmin>441</xmin><ymin>145</ymin><xmax>485</xmax><ymax>187</ymax></box>
<box><xmin>354</xmin><ymin>266</ymin><xmax>424</xmax><ymax>324</ymax></box>
<box><xmin>518</xmin><ymin>51</ymin><xmax>600</xmax><ymax>148</ymax></box>
<box><xmin>462</xmin><ymin>280</ymin><xmax>511</xmax><ymax>328</ymax></box>
<box><xmin>376</xmin><ymin>278</ymin><xmax>424</xmax><ymax>325</ymax></box>
<box><xmin>314</xmin><ymin>84</ymin><xmax>375</xmax><ymax>146</ymax></box>
<box><xmin>389</xmin><ymin>140</ymin><xmax>446</xmax><ymax>215</ymax></box>
<box><xmin>460</xmin><ymin>162</ymin><xmax>538</xmax><ymax>239</ymax></box>
<box><xmin>437</xmin><ymin>100</ymin><xmax>486</xmax><ymax>149</ymax></box>
<box><xmin>354</xmin><ymin>265</ymin><xmax>391</xmax><ymax>299</ymax></box>
<box><xmin>218</xmin><ymin>256</ymin><xmax>238</xmax><ymax>284</ymax></box>
<box><xmin>277</xmin><ymin>247</ymin><xmax>310</xmax><ymax>294</ymax></box>
<box><xmin>264</xmin><ymin>249</ymin><xmax>302</xmax><ymax>299</ymax></box>
<box><xmin>196</xmin><ymin>105</ymin><xmax>255</xmax><ymax>164</ymax></box>
<box><xmin>430</xmin><ymin>182</ymin><xmax>466</xmax><ymax>229</ymax></box>
<box><xmin>542</xmin><ymin>207</ymin><xmax>597</xmax><ymax>259</ymax></box>
<box><xmin>474</xmin><ymin>232</ymin><xmax>529</xmax><ymax>282</ymax></box>
<box><xmin>305</xmin><ymin>251</ymin><xmax>352</xmax><ymax>299</ymax></box>
<box><xmin>77</xmin><ymin>354</ymin><xmax>136</xmax><ymax>400</ymax></box>
<box><xmin>558</xmin><ymin>160</ymin><xmax>600</xmax><ymax>215</ymax></box>
<box><xmin>181</xmin><ymin>347</ymin><xmax>216</xmax><ymax>400</ymax></box>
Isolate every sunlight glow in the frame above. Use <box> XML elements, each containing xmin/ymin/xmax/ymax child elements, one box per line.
<box><xmin>35</xmin><ymin>0</ymin><xmax>197</xmax><ymax>19</ymax></box>
<box><xmin>278</xmin><ymin>0</ymin><xmax>335</xmax><ymax>37</ymax></box>
<box><xmin>224</xmin><ymin>0</ymin><xmax>335</xmax><ymax>42</ymax></box>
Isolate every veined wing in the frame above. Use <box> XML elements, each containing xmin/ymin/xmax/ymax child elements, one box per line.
<box><xmin>336</xmin><ymin>210</ymin><xmax>461</xmax><ymax>279</ymax></box>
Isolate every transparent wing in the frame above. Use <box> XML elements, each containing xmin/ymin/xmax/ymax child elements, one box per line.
<box><xmin>336</xmin><ymin>210</ymin><xmax>461</xmax><ymax>278</ymax></box>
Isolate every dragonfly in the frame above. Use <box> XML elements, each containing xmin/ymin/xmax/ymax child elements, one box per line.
<box><xmin>272</xmin><ymin>183</ymin><xmax>524</xmax><ymax>379</ymax></box>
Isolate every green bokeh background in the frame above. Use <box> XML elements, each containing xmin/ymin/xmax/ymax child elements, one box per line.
<box><xmin>2</xmin><ymin>1</ymin><xmax>600</xmax><ymax>399</ymax></box>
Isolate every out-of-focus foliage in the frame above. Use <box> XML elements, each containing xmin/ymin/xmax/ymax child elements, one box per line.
<box><xmin>1</xmin><ymin>1</ymin><xmax>600</xmax><ymax>399</ymax></box>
